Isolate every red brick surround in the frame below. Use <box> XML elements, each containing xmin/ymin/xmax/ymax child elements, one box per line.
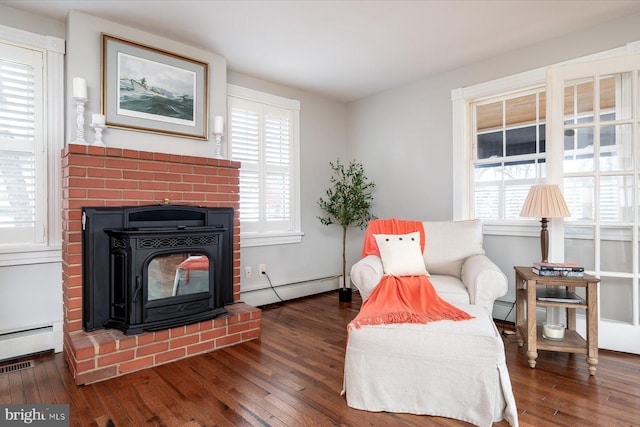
<box><xmin>61</xmin><ymin>144</ymin><xmax>261</xmax><ymax>385</ymax></box>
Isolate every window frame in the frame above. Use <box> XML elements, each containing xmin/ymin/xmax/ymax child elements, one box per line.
<box><xmin>227</xmin><ymin>84</ymin><xmax>302</xmax><ymax>247</ymax></box>
<box><xmin>471</xmin><ymin>87</ymin><xmax>548</xmax><ymax>221</ymax></box>
<box><xmin>452</xmin><ymin>43</ymin><xmax>632</xmax><ymax>237</ymax></box>
<box><xmin>0</xmin><ymin>24</ymin><xmax>64</xmax><ymax>266</ymax></box>
<box><xmin>452</xmin><ymin>68</ymin><xmax>546</xmax><ymax>237</ymax></box>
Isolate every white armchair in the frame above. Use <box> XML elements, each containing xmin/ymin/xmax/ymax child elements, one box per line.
<box><xmin>350</xmin><ymin>219</ymin><xmax>507</xmax><ymax>313</ymax></box>
<box><xmin>344</xmin><ymin>219</ymin><xmax>518</xmax><ymax>426</ymax></box>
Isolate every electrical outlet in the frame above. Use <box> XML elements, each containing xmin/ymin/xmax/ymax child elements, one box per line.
<box><xmin>244</xmin><ymin>266</ymin><xmax>252</xmax><ymax>278</ymax></box>
<box><xmin>259</xmin><ymin>264</ymin><xmax>266</xmax><ymax>276</ymax></box>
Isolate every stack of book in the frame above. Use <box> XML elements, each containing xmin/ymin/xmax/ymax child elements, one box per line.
<box><xmin>532</xmin><ymin>262</ymin><xmax>585</xmax><ymax>277</ymax></box>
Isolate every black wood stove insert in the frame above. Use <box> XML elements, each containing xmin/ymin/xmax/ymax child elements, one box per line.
<box><xmin>82</xmin><ymin>205</ymin><xmax>234</xmax><ymax>335</ymax></box>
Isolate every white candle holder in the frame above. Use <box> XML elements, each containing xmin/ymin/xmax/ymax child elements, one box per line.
<box><xmin>90</xmin><ymin>123</ymin><xmax>106</xmax><ymax>147</ymax></box>
<box><xmin>213</xmin><ymin>133</ymin><xmax>223</xmax><ymax>159</ymax></box>
<box><xmin>72</xmin><ymin>97</ymin><xmax>88</xmax><ymax>144</ymax></box>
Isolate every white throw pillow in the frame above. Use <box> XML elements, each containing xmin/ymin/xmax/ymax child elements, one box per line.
<box><xmin>373</xmin><ymin>232</ymin><xmax>430</xmax><ymax>277</ymax></box>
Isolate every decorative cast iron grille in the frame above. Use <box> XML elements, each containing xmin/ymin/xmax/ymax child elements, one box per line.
<box><xmin>113</xmin><ymin>238</ymin><xmax>126</xmax><ymax>249</ymax></box>
<box><xmin>137</xmin><ymin>235</ymin><xmax>218</xmax><ymax>250</ymax></box>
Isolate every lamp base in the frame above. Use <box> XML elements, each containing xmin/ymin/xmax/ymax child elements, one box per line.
<box><xmin>540</xmin><ymin>217</ymin><xmax>549</xmax><ymax>263</ymax></box>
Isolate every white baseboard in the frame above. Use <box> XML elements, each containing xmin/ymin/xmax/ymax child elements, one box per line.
<box><xmin>53</xmin><ymin>321</ymin><xmax>63</xmax><ymax>352</ymax></box>
<box><xmin>240</xmin><ymin>275</ymin><xmax>342</xmax><ymax>307</ymax></box>
<box><xmin>0</xmin><ymin>324</ymin><xmax>60</xmax><ymax>362</ymax></box>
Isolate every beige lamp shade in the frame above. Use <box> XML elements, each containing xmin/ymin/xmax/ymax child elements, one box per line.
<box><xmin>520</xmin><ymin>184</ymin><xmax>571</xmax><ymax>219</ymax></box>
<box><xmin>520</xmin><ymin>184</ymin><xmax>570</xmax><ymax>263</ymax></box>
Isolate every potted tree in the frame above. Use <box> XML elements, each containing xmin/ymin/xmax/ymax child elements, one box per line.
<box><xmin>318</xmin><ymin>159</ymin><xmax>376</xmax><ymax>302</ymax></box>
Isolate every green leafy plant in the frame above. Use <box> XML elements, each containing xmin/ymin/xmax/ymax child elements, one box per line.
<box><xmin>318</xmin><ymin>159</ymin><xmax>376</xmax><ymax>289</ymax></box>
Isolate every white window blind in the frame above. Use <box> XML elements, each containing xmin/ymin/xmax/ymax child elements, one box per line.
<box><xmin>0</xmin><ymin>42</ymin><xmax>44</xmax><ymax>245</ymax></box>
<box><xmin>228</xmin><ymin>86</ymin><xmax>301</xmax><ymax>246</ymax></box>
<box><xmin>264</xmin><ymin>111</ymin><xmax>290</xmax><ymax>223</ymax></box>
<box><xmin>230</xmin><ymin>103</ymin><xmax>260</xmax><ymax>224</ymax></box>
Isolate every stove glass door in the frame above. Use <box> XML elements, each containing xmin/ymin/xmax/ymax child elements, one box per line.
<box><xmin>147</xmin><ymin>252</ymin><xmax>209</xmax><ymax>301</ymax></box>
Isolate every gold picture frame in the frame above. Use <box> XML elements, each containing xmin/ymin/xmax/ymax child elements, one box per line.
<box><xmin>101</xmin><ymin>33</ymin><xmax>208</xmax><ymax>140</ymax></box>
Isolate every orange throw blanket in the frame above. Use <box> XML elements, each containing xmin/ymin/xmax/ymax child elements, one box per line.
<box><xmin>349</xmin><ymin>219</ymin><xmax>473</xmax><ymax>330</ymax></box>
<box><xmin>361</xmin><ymin>218</ymin><xmax>426</xmax><ymax>258</ymax></box>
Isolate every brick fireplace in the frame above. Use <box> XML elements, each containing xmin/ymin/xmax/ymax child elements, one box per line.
<box><xmin>61</xmin><ymin>144</ymin><xmax>261</xmax><ymax>385</ymax></box>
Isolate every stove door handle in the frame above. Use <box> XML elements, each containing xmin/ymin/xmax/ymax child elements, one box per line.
<box><xmin>133</xmin><ymin>276</ymin><xmax>142</xmax><ymax>302</ymax></box>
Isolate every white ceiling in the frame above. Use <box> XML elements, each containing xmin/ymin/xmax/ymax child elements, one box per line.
<box><xmin>5</xmin><ymin>0</ymin><xmax>640</xmax><ymax>101</ymax></box>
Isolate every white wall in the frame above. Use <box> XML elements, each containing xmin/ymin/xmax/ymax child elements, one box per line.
<box><xmin>0</xmin><ymin>5</ymin><xmax>65</xmax><ymax>360</ymax></box>
<box><xmin>10</xmin><ymin>4</ymin><xmax>640</xmax><ymax>333</ymax></box>
<box><xmin>347</xmin><ymin>10</ymin><xmax>640</xmax><ymax>219</ymax></box>
<box><xmin>0</xmin><ymin>5</ymin><xmax>64</xmax><ymax>38</ymax></box>
<box><xmin>65</xmin><ymin>12</ymin><xmax>350</xmax><ymax>307</ymax></box>
<box><xmin>346</xmin><ymin>11</ymin><xmax>640</xmax><ymax>320</ymax></box>
<box><xmin>66</xmin><ymin>11</ymin><xmax>227</xmax><ymax>157</ymax></box>
<box><xmin>0</xmin><ymin>263</ymin><xmax>62</xmax><ymax>333</ymax></box>
<box><xmin>0</xmin><ymin>6</ymin><xmax>349</xmax><ymax>360</ymax></box>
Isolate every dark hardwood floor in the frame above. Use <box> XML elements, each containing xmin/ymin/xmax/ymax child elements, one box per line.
<box><xmin>1</xmin><ymin>291</ymin><xmax>639</xmax><ymax>426</ymax></box>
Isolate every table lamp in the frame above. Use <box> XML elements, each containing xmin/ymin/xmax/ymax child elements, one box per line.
<box><xmin>520</xmin><ymin>184</ymin><xmax>571</xmax><ymax>263</ymax></box>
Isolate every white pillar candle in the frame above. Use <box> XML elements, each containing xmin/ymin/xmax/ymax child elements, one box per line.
<box><xmin>92</xmin><ymin>114</ymin><xmax>106</xmax><ymax>125</ymax></box>
<box><xmin>73</xmin><ymin>77</ymin><xmax>87</xmax><ymax>99</ymax></box>
<box><xmin>213</xmin><ymin>116</ymin><xmax>224</xmax><ymax>135</ymax></box>
<box><xmin>543</xmin><ymin>322</ymin><xmax>565</xmax><ymax>340</ymax></box>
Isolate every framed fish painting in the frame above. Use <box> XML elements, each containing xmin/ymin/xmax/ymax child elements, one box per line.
<box><xmin>101</xmin><ymin>33</ymin><xmax>208</xmax><ymax>139</ymax></box>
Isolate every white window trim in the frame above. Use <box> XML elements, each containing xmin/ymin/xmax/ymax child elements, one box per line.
<box><xmin>227</xmin><ymin>84</ymin><xmax>303</xmax><ymax>247</ymax></box>
<box><xmin>0</xmin><ymin>24</ymin><xmax>64</xmax><ymax>266</ymax></box>
<box><xmin>452</xmin><ymin>43</ymin><xmax>633</xmax><ymax>237</ymax></box>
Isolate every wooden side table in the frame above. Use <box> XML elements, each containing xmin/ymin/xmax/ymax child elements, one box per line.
<box><xmin>514</xmin><ymin>266</ymin><xmax>600</xmax><ymax>375</ymax></box>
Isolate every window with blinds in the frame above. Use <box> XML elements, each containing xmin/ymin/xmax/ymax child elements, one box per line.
<box><xmin>471</xmin><ymin>87</ymin><xmax>547</xmax><ymax>220</ymax></box>
<box><xmin>0</xmin><ymin>42</ymin><xmax>44</xmax><ymax>246</ymax></box>
<box><xmin>227</xmin><ymin>85</ymin><xmax>301</xmax><ymax>246</ymax></box>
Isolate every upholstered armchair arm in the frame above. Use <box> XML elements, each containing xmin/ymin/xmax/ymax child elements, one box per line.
<box><xmin>460</xmin><ymin>254</ymin><xmax>508</xmax><ymax>312</ymax></box>
<box><xmin>350</xmin><ymin>255</ymin><xmax>384</xmax><ymax>301</ymax></box>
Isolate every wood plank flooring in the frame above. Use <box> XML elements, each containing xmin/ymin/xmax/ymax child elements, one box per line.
<box><xmin>1</xmin><ymin>290</ymin><xmax>639</xmax><ymax>426</ymax></box>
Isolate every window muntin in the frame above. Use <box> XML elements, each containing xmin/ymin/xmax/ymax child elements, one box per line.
<box><xmin>562</xmin><ymin>73</ymin><xmax>635</xmax><ymax>223</ymax></box>
<box><xmin>472</xmin><ymin>89</ymin><xmax>546</xmax><ymax>220</ymax></box>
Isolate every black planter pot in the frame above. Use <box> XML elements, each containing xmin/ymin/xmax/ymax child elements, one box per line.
<box><xmin>338</xmin><ymin>287</ymin><xmax>352</xmax><ymax>302</ymax></box>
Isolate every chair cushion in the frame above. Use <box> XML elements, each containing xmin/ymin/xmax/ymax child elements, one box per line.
<box><xmin>429</xmin><ymin>274</ymin><xmax>470</xmax><ymax>305</ymax></box>
<box><xmin>423</xmin><ymin>220</ymin><xmax>484</xmax><ymax>277</ymax></box>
